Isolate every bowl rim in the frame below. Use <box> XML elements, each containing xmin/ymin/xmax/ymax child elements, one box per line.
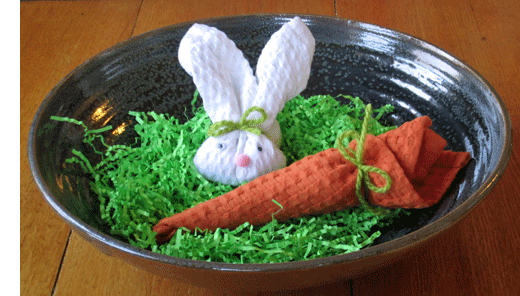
<box><xmin>28</xmin><ymin>13</ymin><xmax>512</xmax><ymax>273</ymax></box>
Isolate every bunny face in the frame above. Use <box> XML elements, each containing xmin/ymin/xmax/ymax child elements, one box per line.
<box><xmin>194</xmin><ymin>131</ymin><xmax>286</xmax><ymax>186</ymax></box>
<box><xmin>180</xmin><ymin>17</ymin><xmax>315</xmax><ymax>185</ymax></box>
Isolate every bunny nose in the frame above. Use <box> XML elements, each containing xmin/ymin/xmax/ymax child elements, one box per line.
<box><xmin>235</xmin><ymin>154</ymin><xmax>251</xmax><ymax>167</ymax></box>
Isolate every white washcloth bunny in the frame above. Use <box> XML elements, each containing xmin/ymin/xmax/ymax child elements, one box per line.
<box><xmin>179</xmin><ymin>17</ymin><xmax>315</xmax><ymax>185</ymax></box>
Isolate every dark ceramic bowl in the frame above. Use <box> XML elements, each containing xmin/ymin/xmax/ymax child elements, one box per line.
<box><xmin>29</xmin><ymin>14</ymin><xmax>511</xmax><ymax>292</ymax></box>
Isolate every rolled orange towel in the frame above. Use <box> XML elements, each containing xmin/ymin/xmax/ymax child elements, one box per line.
<box><xmin>154</xmin><ymin>115</ymin><xmax>470</xmax><ymax>244</ymax></box>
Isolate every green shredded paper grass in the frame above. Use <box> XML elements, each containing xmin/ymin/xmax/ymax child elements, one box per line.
<box><xmin>54</xmin><ymin>94</ymin><xmax>408</xmax><ymax>263</ymax></box>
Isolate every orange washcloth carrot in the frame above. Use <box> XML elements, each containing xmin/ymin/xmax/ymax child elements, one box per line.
<box><xmin>154</xmin><ymin>114</ymin><xmax>470</xmax><ymax>244</ymax></box>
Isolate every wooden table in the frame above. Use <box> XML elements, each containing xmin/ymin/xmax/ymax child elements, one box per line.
<box><xmin>21</xmin><ymin>0</ymin><xmax>520</xmax><ymax>295</ymax></box>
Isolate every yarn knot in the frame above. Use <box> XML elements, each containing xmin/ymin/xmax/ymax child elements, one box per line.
<box><xmin>207</xmin><ymin>106</ymin><xmax>268</xmax><ymax>137</ymax></box>
<box><xmin>335</xmin><ymin>104</ymin><xmax>392</xmax><ymax>216</ymax></box>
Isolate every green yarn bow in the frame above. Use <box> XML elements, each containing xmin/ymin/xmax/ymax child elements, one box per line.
<box><xmin>335</xmin><ymin>104</ymin><xmax>392</xmax><ymax>216</ymax></box>
<box><xmin>207</xmin><ymin>106</ymin><xmax>268</xmax><ymax>137</ymax></box>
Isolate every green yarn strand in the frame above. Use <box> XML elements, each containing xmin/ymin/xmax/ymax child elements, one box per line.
<box><xmin>207</xmin><ymin>106</ymin><xmax>268</xmax><ymax>137</ymax></box>
<box><xmin>335</xmin><ymin>104</ymin><xmax>392</xmax><ymax>216</ymax></box>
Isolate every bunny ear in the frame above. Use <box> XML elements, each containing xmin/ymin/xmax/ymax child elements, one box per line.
<box><xmin>251</xmin><ymin>17</ymin><xmax>315</xmax><ymax>128</ymax></box>
<box><xmin>178</xmin><ymin>24</ymin><xmax>257</xmax><ymax>122</ymax></box>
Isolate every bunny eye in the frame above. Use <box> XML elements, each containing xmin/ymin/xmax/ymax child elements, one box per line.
<box><xmin>257</xmin><ymin>145</ymin><xmax>263</xmax><ymax>152</ymax></box>
<box><xmin>217</xmin><ymin>143</ymin><xmax>225</xmax><ymax>149</ymax></box>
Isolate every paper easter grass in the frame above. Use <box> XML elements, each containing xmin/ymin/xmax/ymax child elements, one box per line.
<box><xmin>54</xmin><ymin>94</ymin><xmax>417</xmax><ymax>263</ymax></box>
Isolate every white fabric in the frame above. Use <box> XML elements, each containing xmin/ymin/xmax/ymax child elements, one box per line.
<box><xmin>179</xmin><ymin>17</ymin><xmax>315</xmax><ymax>185</ymax></box>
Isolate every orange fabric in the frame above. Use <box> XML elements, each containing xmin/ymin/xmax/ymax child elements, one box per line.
<box><xmin>154</xmin><ymin>116</ymin><xmax>470</xmax><ymax>244</ymax></box>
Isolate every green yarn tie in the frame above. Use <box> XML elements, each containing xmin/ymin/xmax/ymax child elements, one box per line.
<box><xmin>335</xmin><ymin>104</ymin><xmax>392</xmax><ymax>216</ymax></box>
<box><xmin>207</xmin><ymin>106</ymin><xmax>268</xmax><ymax>137</ymax></box>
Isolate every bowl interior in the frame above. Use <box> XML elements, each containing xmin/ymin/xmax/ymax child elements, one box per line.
<box><xmin>30</xmin><ymin>15</ymin><xmax>510</xmax><ymax>268</ymax></box>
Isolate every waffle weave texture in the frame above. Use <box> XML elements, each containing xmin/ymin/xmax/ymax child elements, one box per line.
<box><xmin>154</xmin><ymin>116</ymin><xmax>470</xmax><ymax>243</ymax></box>
<box><xmin>180</xmin><ymin>17</ymin><xmax>315</xmax><ymax>186</ymax></box>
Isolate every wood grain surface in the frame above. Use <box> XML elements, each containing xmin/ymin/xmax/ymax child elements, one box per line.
<box><xmin>20</xmin><ymin>0</ymin><xmax>520</xmax><ymax>295</ymax></box>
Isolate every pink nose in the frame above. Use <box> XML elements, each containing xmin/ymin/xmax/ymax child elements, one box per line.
<box><xmin>235</xmin><ymin>154</ymin><xmax>251</xmax><ymax>167</ymax></box>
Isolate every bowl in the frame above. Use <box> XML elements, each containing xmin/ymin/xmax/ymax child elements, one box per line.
<box><xmin>28</xmin><ymin>14</ymin><xmax>512</xmax><ymax>292</ymax></box>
